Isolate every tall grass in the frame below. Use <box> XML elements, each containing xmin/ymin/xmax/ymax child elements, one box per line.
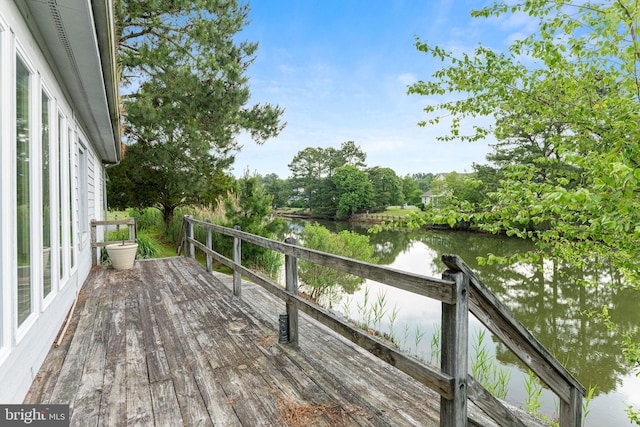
<box><xmin>136</xmin><ymin>234</ymin><xmax>160</xmax><ymax>259</ymax></box>
<box><xmin>128</xmin><ymin>207</ymin><xmax>163</xmax><ymax>231</ymax></box>
<box><xmin>165</xmin><ymin>205</ymin><xmax>284</xmax><ymax>280</ymax></box>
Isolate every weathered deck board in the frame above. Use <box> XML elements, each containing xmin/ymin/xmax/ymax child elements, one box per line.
<box><xmin>124</xmin><ymin>282</ymin><xmax>154</xmax><ymax>426</ymax></box>
<box><xmin>25</xmin><ymin>257</ymin><xmax>547</xmax><ymax>427</ymax></box>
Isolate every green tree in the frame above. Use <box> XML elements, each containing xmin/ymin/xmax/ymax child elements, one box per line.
<box><xmin>402</xmin><ymin>175</ymin><xmax>423</xmax><ymax>206</ymax></box>
<box><xmin>260</xmin><ymin>173</ymin><xmax>289</xmax><ymax>208</ymax></box>
<box><xmin>368</xmin><ymin>167</ymin><xmax>404</xmax><ymax>209</ymax></box>
<box><xmin>110</xmin><ymin>0</ymin><xmax>285</xmax><ymax>227</ymax></box>
<box><xmin>213</xmin><ymin>173</ymin><xmax>284</xmax><ymax>277</ymax></box>
<box><xmin>412</xmin><ymin>173</ymin><xmax>435</xmax><ymax>192</ymax></box>
<box><xmin>408</xmin><ymin>1</ymin><xmax>640</xmax><ymax>284</ymax></box>
<box><xmin>288</xmin><ymin>141</ymin><xmax>367</xmax><ymax>214</ymax></box>
<box><xmin>409</xmin><ymin>4</ymin><xmax>640</xmax><ymax>417</ymax></box>
<box><xmin>312</xmin><ymin>177</ymin><xmax>339</xmax><ymax>217</ymax></box>
<box><xmin>334</xmin><ymin>140</ymin><xmax>367</xmax><ymax>170</ymax></box>
<box><xmin>288</xmin><ymin>147</ymin><xmax>327</xmax><ymax>211</ymax></box>
<box><xmin>107</xmin><ymin>142</ymin><xmax>234</xmax><ymax>218</ymax></box>
<box><xmin>333</xmin><ymin>166</ymin><xmax>373</xmax><ymax>218</ymax></box>
<box><xmin>470</xmin><ymin>163</ymin><xmax>501</xmax><ymax>205</ymax></box>
<box><xmin>431</xmin><ymin>172</ymin><xmax>483</xmax><ymax>205</ymax></box>
<box><xmin>298</xmin><ymin>223</ymin><xmax>376</xmax><ymax>304</ymax></box>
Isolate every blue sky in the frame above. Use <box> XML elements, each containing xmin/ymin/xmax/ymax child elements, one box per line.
<box><xmin>233</xmin><ymin>0</ymin><xmax>530</xmax><ymax>178</ymax></box>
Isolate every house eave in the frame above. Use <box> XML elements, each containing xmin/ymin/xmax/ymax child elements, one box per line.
<box><xmin>22</xmin><ymin>0</ymin><xmax>121</xmax><ymax>163</ymax></box>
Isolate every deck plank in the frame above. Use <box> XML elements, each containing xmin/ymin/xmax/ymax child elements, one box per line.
<box><xmin>176</xmin><ymin>299</ymin><xmax>246</xmax><ymax>426</ymax></box>
<box><xmin>149</xmin><ymin>380</ymin><xmax>184</xmax><ymax>427</ymax></box>
<box><xmin>23</xmin><ymin>268</ymin><xmax>95</xmax><ymax>405</ymax></box>
<box><xmin>153</xmin><ymin>282</ymin><xmax>214</xmax><ymax>426</ymax></box>
<box><xmin>138</xmin><ymin>285</ymin><xmax>171</xmax><ymax>383</ymax></box>
<box><xmin>72</xmin><ymin>269</ymin><xmax>124</xmax><ymax>427</ymax></box>
<box><xmin>125</xmin><ymin>280</ymin><xmax>154</xmax><ymax>426</ymax></box>
<box><xmin>48</xmin><ymin>291</ymin><xmax>101</xmax><ymax>407</ymax></box>
<box><xmin>98</xmin><ymin>296</ymin><xmax>126</xmax><ymax>427</ymax></box>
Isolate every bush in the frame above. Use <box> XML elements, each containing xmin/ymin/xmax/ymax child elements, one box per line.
<box><xmin>299</xmin><ymin>223</ymin><xmax>376</xmax><ymax>305</ymax></box>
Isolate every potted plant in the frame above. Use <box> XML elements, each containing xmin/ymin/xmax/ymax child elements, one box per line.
<box><xmin>106</xmin><ymin>237</ymin><xmax>138</xmax><ymax>270</ymax></box>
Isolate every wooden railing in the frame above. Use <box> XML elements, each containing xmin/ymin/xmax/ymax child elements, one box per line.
<box><xmin>182</xmin><ymin>215</ymin><xmax>586</xmax><ymax>427</ymax></box>
<box><xmin>350</xmin><ymin>213</ymin><xmax>408</xmax><ymax>224</ymax></box>
<box><xmin>90</xmin><ymin>218</ymin><xmax>137</xmax><ymax>265</ymax></box>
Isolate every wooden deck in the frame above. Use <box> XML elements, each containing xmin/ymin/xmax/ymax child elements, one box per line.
<box><xmin>26</xmin><ymin>257</ymin><xmax>543</xmax><ymax>426</ymax></box>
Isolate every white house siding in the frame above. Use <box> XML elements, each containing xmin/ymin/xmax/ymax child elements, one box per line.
<box><xmin>0</xmin><ymin>0</ymin><xmax>115</xmax><ymax>402</ymax></box>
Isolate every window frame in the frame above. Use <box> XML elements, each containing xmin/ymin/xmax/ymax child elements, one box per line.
<box><xmin>58</xmin><ymin>113</ymin><xmax>69</xmax><ymax>284</ymax></box>
<box><xmin>41</xmin><ymin>85</ymin><xmax>55</xmax><ymax>307</ymax></box>
<box><xmin>14</xmin><ymin>42</ymin><xmax>38</xmax><ymax>336</ymax></box>
<box><xmin>0</xmin><ymin>11</ymin><xmax>10</xmax><ymax>360</ymax></box>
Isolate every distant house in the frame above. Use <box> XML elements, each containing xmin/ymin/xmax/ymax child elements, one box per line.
<box><xmin>421</xmin><ymin>190</ymin><xmax>435</xmax><ymax>205</ymax></box>
<box><xmin>421</xmin><ymin>190</ymin><xmax>446</xmax><ymax>207</ymax></box>
<box><xmin>433</xmin><ymin>173</ymin><xmax>447</xmax><ymax>182</ymax></box>
<box><xmin>0</xmin><ymin>0</ymin><xmax>120</xmax><ymax>402</ymax></box>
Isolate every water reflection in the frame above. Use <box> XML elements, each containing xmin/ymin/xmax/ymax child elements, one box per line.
<box><xmin>282</xmin><ymin>220</ymin><xmax>640</xmax><ymax>426</ymax></box>
<box><xmin>421</xmin><ymin>230</ymin><xmax>634</xmax><ymax>396</ymax></box>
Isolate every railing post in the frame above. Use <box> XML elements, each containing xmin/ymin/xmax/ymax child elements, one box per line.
<box><xmin>440</xmin><ymin>270</ymin><xmax>469</xmax><ymax>427</ymax></box>
<box><xmin>284</xmin><ymin>237</ymin><xmax>299</xmax><ymax>345</ymax></box>
<box><xmin>205</xmin><ymin>220</ymin><xmax>212</xmax><ymax>273</ymax></box>
<box><xmin>181</xmin><ymin>216</ymin><xmax>187</xmax><ymax>256</ymax></box>
<box><xmin>188</xmin><ymin>217</ymin><xmax>195</xmax><ymax>258</ymax></box>
<box><xmin>128</xmin><ymin>218</ymin><xmax>136</xmax><ymax>242</ymax></box>
<box><xmin>185</xmin><ymin>215</ymin><xmax>194</xmax><ymax>258</ymax></box>
<box><xmin>233</xmin><ymin>225</ymin><xmax>241</xmax><ymax>297</ymax></box>
<box><xmin>559</xmin><ymin>386</ymin><xmax>582</xmax><ymax>427</ymax></box>
<box><xmin>91</xmin><ymin>220</ymin><xmax>97</xmax><ymax>265</ymax></box>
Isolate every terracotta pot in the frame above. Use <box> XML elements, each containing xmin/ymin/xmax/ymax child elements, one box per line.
<box><xmin>106</xmin><ymin>242</ymin><xmax>138</xmax><ymax>270</ymax></box>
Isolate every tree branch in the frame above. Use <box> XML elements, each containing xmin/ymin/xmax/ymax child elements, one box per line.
<box><xmin>615</xmin><ymin>0</ymin><xmax>640</xmax><ymax>102</ymax></box>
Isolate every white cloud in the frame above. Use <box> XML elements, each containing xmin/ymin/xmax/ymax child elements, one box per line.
<box><xmin>397</xmin><ymin>72</ymin><xmax>418</xmax><ymax>86</ymax></box>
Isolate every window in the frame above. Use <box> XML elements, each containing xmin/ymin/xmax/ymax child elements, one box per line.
<box><xmin>42</xmin><ymin>91</ymin><xmax>51</xmax><ymax>297</ymax></box>
<box><xmin>16</xmin><ymin>55</ymin><xmax>32</xmax><ymax>326</ymax></box>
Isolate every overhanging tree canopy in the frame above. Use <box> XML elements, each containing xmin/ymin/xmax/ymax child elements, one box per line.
<box><xmin>409</xmin><ymin>1</ymin><xmax>640</xmax><ymax>285</ymax></box>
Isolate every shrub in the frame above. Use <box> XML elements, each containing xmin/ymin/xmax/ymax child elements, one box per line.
<box><xmin>299</xmin><ymin>223</ymin><xmax>376</xmax><ymax>305</ymax></box>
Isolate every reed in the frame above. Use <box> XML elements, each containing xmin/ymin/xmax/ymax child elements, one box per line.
<box><xmin>524</xmin><ymin>369</ymin><xmax>544</xmax><ymax>417</ymax></box>
<box><xmin>387</xmin><ymin>305</ymin><xmax>400</xmax><ymax>345</ymax></box>
<box><xmin>582</xmin><ymin>385</ymin><xmax>596</xmax><ymax>427</ymax></box>
<box><xmin>356</xmin><ymin>286</ymin><xmax>373</xmax><ymax>330</ymax></box>
<box><xmin>429</xmin><ymin>323</ymin><xmax>441</xmax><ymax>366</ymax></box>
<box><xmin>471</xmin><ymin>329</ymin><xmax>511</xmax><ymax>400</ymax></box>
<box><xmin>414</xmin><ymin>325</ymin><xmax>426</xmax><ymax>360</ymax></box>
<box><xmin>371</xmin><ymin>290</ymin><xmax>388</xmax><ymax>333</ymax></box>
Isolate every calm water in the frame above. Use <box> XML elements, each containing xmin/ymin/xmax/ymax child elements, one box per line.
<box><xmin>282</xmin><ymin>219</ymin><xmax>640</xmax><ymax>427</ymax></box>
